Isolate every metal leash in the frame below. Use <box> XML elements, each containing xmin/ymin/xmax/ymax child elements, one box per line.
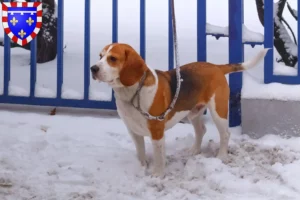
<box><xmin>131</xmin><ymin>0</ymin><xmax>182</xmax><ymax>121</ymax></box>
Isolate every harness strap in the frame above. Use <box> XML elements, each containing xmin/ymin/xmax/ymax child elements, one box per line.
<box><xmin>130</xmin><ymin>0</ymin><xmax>182</xmax><ymax>121</ymax></box>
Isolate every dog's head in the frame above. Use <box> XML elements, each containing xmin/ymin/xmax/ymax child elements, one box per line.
<box><xmin>90</xmin><ymin>43</ymin><xmax>147</xmax><ymax>88</ymax></box>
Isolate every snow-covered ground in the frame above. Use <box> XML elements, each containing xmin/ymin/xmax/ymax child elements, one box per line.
<box><xmin>1</xmin><ymin>0</ymin><xmax>300</xmax><ymax>199</ymax></box>
<box><xmin>0</xmin><ymin>107</ymin><xmax>300</xmax><ymax>200</ymax></box>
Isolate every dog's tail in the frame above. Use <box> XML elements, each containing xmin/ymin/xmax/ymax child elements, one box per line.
<box><xmin>218</xmin><ymin>48</ymin><xmax>270</xmax><ymax>75</ymax></box>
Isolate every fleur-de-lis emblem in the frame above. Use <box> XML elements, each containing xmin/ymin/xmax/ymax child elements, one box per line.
<box><xmin>26</xmin><ymin>17</ymin><xmax>34</xmax><ymax>26</ymax></box>
<box><xmin>10</xmin><ymin>17</ymin><xmax>18</xmax><ymax>26</ymax></box>
<box><xmin>18</xmin><ymin>29</ymin><xmax>26</xmax><ymax>38</ymax></box>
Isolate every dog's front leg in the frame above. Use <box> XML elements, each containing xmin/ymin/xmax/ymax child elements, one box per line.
<box><xmin>129</xmin><ymin>130</ymin><xmax>146</xmax><ymax>166</ymax></box>
<box><xmin>151</xmin><ymin>135</ymin><xmax>166</xmax><ymax>178</ymax></box>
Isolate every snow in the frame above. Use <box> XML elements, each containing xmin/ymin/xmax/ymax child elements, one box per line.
<box><xmin>242</xmin><ymin>72</ymin><xmax>300</xmax><ymax>101</ymax></box>
<box><xmin>8</xmin><ymin>85</ymin><xmax>28</xmax><ymax>96</ymax></box>
<box><xmin>89</xmin><ymin>89</ymin><xmax>112</xmax><ymax>101</ymax></box>
<box><xmin>206</xmin><ymin>23</ymin><xmax>228</xmax><ymax>36</ymax></box>
<box><xmin>206</xmin><ymin>23</ymin><xmax>264</xmax><ymax>43</ymax></box>
<box><xmin>61</xmin><ymin>87</ymin><xmax>83</xmax><ymax>100</ymax></box>
<box><xmin>0</xmin><ymin>109</ymin><xmax>299</xmax><ymax>199</ymax></box>
<box><xmin>54</xmin><ymin>1</ymin><xmax>58</xmax><ymax>18</ymax></box>
<box><xmin>274</xmin><ymin>63</ymin><xmax>298</xmax><ymax>76</ymax></box>
<box><xmin>242</xmin><ymin>24</ymin><xmax>264</xmax><ymax>43</ymax></box>
<box><xmin>242</xmin><ymin>46</ymin><xmax>300</xmax><ymax>101</ymax></box>
<box><xmin>35</xmin><ymin>84</ymin><xmax>56</xmax><ymax>98</ymax></box>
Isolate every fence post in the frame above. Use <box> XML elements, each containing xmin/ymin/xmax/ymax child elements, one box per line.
<box><xmin>197</xmin><ymin>0</ymin><xmax>206</xmax><ymax>62</ymax></box>
<box><xmin>168</xmin><ymin>0</ymin><xmax>174</xmax><ymax>70</ymax></box>
<box><xmin>112</xmin><ymin>0</ymin><xmax>118</xmax><ymax>43</ymax></box>
<box><xmin>263</xmin><ymin>0</ymin><xmax>273</xmax><ymax>84</ymax></box>
<box><xmin>110</xmin><ymin>0</ymin><xmax>118</xmax><ymax>104</ymax></box>
<box><xmin>30</xmin><ymin>0</ymin><xmax>37</xmax><ymax>98</ymax></box>
<box><xmin>228</xmin><ymin>0</ymin><xmax>244</xmax><ymax>127</ymax></box>
<box><xmin>30</xmin><ymin>38</ymin><xmax>36</xmax><ymax>98</ymax></box>
<box><xmin>84</xmin><ymin>0</ymin><xmax>91</xmax><ymax>100</ymax></box>
<box><xmin>3</xmin><ymin>0</ymin><xmax>11</xmax><ymax>96</ymax></box>
<box><xmin>57</xmin><ymin>0</ymin><xmax>64</xmax><ymax>99</ymax></box>
<box><xmin>140</xmin><ymin>0</ymin><xmax>146</xmax><ymax>60</ymax></box>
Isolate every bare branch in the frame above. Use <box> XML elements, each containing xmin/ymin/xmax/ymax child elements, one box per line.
<box><xmin>255</xmin><ymin>0</ymin><xmax>264</xmax><ymax>26</ymax></box>
<box><xmin>277</xmin><ymin>0</ymin><xmax>287</xmax><ymax>17</ymax></box>
<box><xmin>255</xmin><ymin>0</ymin><xmax>298</xmax><ymax>67</ymax></box>
<box><xmin>281</xmin><ymin>17</ymin><xmax>297</xmax><ymax>45</ymax></box>
<box><xmin>287</xmin><ymin>2</ymin><xmax>298</xmax><ymax>21</ymax></box>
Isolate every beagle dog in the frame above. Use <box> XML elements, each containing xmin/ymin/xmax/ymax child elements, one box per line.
<box><xmin>90</xmin><ymin>43</ymin><xmax>269</xmax><ymax>177</ymax></box>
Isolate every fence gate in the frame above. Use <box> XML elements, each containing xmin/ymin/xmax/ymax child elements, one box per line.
<box><xmin>2</xmin><ymin>0</ymin><xmax>296</xmax><ymax>127</ymax></box>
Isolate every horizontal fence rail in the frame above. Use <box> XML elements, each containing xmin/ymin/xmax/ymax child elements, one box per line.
<box><xmin>0</xmin><ymin>0</ymin><xmax>299</xmax><ymax>127</ymax></box>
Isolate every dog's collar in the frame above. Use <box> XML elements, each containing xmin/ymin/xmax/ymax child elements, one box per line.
<box><xmin>130</xmin><ymin>70</ymin><xmax>169</xmax><ymax>121</ymax></box>
<box><xmin>130</xmin><ymin>71</ymin><xmax>147</xmax><ymax>108</ymax></box>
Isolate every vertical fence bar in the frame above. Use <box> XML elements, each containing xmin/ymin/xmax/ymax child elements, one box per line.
<box><xmin>112</xmin><ymin>0</ymin><xmax>118</xmax><ymax>43</ymax></box>
<box><xmin>3</xmin><ymin>39</ymin><xmax>10</xmax><ymax>97</ymax></box>
<box><xmin>57</xmin><ymin>0</ymin><xmax>64</xmax><ymax>99</ymax></box>
<box><xmin>298</xmin><ymin>1</ymin><xmax>300</xmax><ymax>78</ymax></box>
<box><xmin>264</xmin><ymin>0</ymin><xmax>274</xmax><ymax>84</ymax></box>
<box><xmin>228</xmin><ymin>0</ymin><xmax>244</xmax><ymax>127</ymax></box>
<box><xmin>84</xmin><ymin>0</ymin><xmax>90</xmax><ymax>100</ymax></box>
<box><xmin>111</xmin><ymin>0</ymin><xmax>118</xmax><ymax>104</ymax></box>
<box><xmin>197</xmin><ymin>0</ymin><xmax>206</xmax><ymax>62</ymax></box>
<box><xmin>140</xmin><ymin>0</ymin><xmax>146</xmax><ymax>60</ymax></box>
<box><xmin>198</xmin><ymin>0</ymin><xmax>207</xmax><ymax>115</ymax></box>
<box><xmin>168</xmin><ymin>0</ymin><xmax>174</xmax><ymax>70</ymax></box>
<box><xmin>29</xmin><ymin>0</ymin><xmax>37</xmax><ymax>98</ymax></box>
<box><xmin>30</xmin><ymin>36</ymin><xmax>37</xmax><ymax>97</ymax></box>
<box><xmin>3</xmin><ymin>0</ymin><xmax>11</xmax><ymax>96</ymax></box>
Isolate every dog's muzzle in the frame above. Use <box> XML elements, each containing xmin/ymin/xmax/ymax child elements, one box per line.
<box><xmin>90</xmin><ymin>65</ymin><xmax>99</xmax><ymax>80</ymax></box>
<box><xmin>90</xmin><ymin>65</ymin><xmax>99</xmax><ymax>74</ymax></box>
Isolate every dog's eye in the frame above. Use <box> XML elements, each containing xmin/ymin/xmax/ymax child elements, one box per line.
<box><xmin>110</xmin><ymin>56</ymin><xmax>117</xmax><ymax>62</ymax></box>
<box><xmin>99</xmin><ymin>55</ymin><xmax>103</xmax><ymax>59</ymax></box>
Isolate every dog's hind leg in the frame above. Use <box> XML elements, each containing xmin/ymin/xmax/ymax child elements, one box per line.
<box><xmin>207</xmin><ymin>86</ymin><xmax>230</xmax><ymax>161</ymax></box>
<box><xmin>188</xmin><ymin>105</ymin><xmax>207</xmax><ymax>155</ymax></box>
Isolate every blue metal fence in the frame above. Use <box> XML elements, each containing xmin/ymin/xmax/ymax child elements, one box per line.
<box><xmin>1</xmin><ymin>0</ymin><xmax>117</xmax><ymax>110</ymax></box>
<box><xmin>0</xmin><ymin>0</ymin><xmax>299</xmax><ymax>127</ymax></box>
<box><xmin>263</xmin><ymin>0</ymin><xmax>300</xmax><ymax>84</ymax></box>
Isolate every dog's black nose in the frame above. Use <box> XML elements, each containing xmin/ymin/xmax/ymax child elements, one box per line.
<box><xmin>90</xmin><ymin>65</ymin><xmax>99</xmax><ymax>73</ymax></box>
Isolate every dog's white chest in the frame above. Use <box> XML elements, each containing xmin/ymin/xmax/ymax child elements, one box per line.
<box><xmin>116</xmin><ymin>99</ymin><xmax>151</xmax><ymax>136</ymax></box>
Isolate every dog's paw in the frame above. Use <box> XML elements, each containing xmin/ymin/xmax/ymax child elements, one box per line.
<box><xmin>188</xmin><ymin>145</ymin><xmax>201</xmax><ymax>156</ymax></box>
<box><xmin>140</xmin><ymin>159</ymin><xmax>148</xmax><ymax>167</ymax></box>
<box><xmin>140</xmin><ymin>160</ymin><xmax>149</xmax><ymax>174</ymax></box>
<box><xmin>150</xmin><ymin>168</ymin><xmax>165</xmax><ymax>179</ymax></box>
<box><xmin>216</xmin><ymin>152</ymin><xmax>229</xmax><ymax>163</ymax></box>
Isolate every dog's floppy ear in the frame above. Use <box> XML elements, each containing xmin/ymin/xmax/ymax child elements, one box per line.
<box><xmin>119</xmin><ymin>48</ymin><xmax>146</xmax><ymax>87</ymax></box>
